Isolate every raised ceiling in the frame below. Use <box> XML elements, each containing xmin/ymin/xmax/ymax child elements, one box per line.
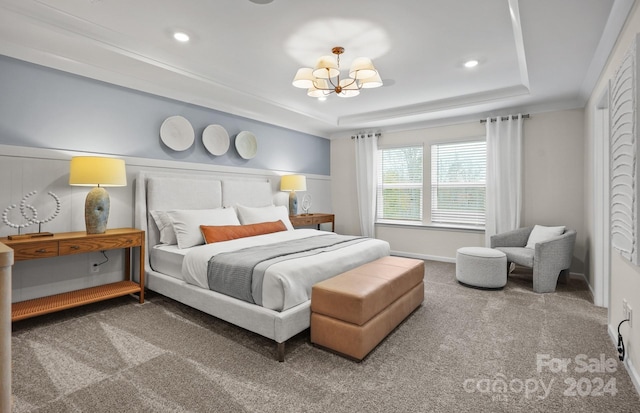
<box><xmin>0</xmin><ymin>0</ymin><xmax>633</xmax><ymax>138</ymax></box>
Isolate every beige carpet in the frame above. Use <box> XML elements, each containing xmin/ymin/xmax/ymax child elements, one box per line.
<box><xmin>11</xmin><ymin>261</ymin><xmax>640</xmax><ymax>412</ymax></box>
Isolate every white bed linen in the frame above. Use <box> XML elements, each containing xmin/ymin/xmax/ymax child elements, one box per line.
<box><xmin>150</xmin><ymin>244</ymin><xmax>188</xmax><ymax>280</ymax></box>
<box><xmin>182</xmin><ymin>229</ymin><xmax>390</xmax><ymax>311</ymax></box>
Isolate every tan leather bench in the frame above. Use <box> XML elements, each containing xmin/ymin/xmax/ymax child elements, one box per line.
<box><xmin>310</xmin><ymin>256</ymin><xmax>424</xmax><ymax>360</ymax></box>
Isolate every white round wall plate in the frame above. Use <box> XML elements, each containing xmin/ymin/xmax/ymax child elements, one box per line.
<box><xmin>160</xmin><ymin>115</ymin><xmax>195</xmax><ymax>151</ymax></box>
<box><xmin>235</xmin><ymin>131</ymin><xmax>257</xmax><ymax>159</ymax></box>
<box><xmin>202</xmin><ymin>124</ymin><xmax>230</xmax><ymax>156</ymax></box>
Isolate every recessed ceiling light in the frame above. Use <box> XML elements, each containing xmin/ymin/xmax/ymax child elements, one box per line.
<box><xmin>249</xmin><ymin>0</ymin><xmax>274</xmax><ymax>4</ymax></box>
<box><xmin>173</xmin><ymin>32</ymin><xmax>190</xmax><ymax>42</ymax></box>
<box><xmin>464</xmin><ymin>60</ymin><xmax>479</xmax><ymax>68</ymax></box>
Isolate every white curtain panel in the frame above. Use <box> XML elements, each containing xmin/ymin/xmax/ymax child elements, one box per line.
<box><xmin>485</xmin><ymin>114</ymin><xmax>524</xmax><ymax>246</ymax></box>
<box><xmin>354</xmin><ymin>133</ymin><xmax>378</xmax><ymax>237</ymax></box>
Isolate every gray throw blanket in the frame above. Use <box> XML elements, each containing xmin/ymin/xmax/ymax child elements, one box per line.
<box><xmin>207</xmin><ymin>234</ymin><xmax>365</xmax><ymax>305</ymax></box>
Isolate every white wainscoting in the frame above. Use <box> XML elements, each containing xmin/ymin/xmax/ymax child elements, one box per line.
<box><xmin>0</xmin><ymin>144</ymin><xmax>331</xmax><ymax>302</ymax></box>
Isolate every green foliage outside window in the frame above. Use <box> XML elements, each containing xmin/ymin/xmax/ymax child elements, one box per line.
<box><xmin>378</xmin><ymin>147</ymin><xmax>423</xmax><ymax>221</ymax></box>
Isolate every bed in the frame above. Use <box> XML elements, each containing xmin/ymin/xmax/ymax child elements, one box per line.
<box><xmin>134</xmin><ymin>171</ymin><xmax>390</xmax><ymax>361</ymax></box>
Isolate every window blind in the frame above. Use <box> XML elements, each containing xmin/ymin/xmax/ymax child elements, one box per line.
<box><xmin>431</xmin><ymin>141</ymin><xmax>486</xmax><ymax>226</ymax></box>
<box><xmin>377</xmin><ymin>146</ymin><xmax>423</xmax><ymax>221</ymax></box>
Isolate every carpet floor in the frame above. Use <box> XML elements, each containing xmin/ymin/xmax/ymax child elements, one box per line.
<box><xmin>10</xmin><ymin>261</ymin><xmax>640</xmax><ymax>412</ymax></box>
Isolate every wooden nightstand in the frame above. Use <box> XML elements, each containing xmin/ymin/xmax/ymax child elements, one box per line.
<box><xmin>289</xmin><ymin>213</ymin><xmax>335</xmax><ymax>232</ymax></box>
<box><xmin>0</xmin><ymin>228</ymin><xmax>145</xmax><ymax>322</ymax></box>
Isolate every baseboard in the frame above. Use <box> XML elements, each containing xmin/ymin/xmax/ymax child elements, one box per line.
<box><xmin>390</xmin><ymin>250</ymin><xmax>455</xmax><ymax>263</ymax></box>
<box><xmin>568</xmin><ymin>271</ymin><xmax>595</xmax><ymax>303</ymax></box>
<box><xmin>587</xmin><ymin>276</ymin><xmax>597</xmax><ymax>301</ymax></box>
<box><xmin>608</xmin><ymin>324</ymin><xmax>640</xmax><ymax>396</ymax></box>
<box><xmin>577</xmin><ymin>272</ymin><xmax>600</xmax><ymax>307</ymax></box>
<box><xmin>570</xmin><ymin>271</ymin><xmax>587</xmax><ymax>283</ymax></box>
<box><xmin>390</xmin><ymin>251</ymin><xmax>589</xmax><ymax>279</ymax></box>
<box><xmin>627</xmin><ymin>358</ymin><xmax>640</xmax><ymax>397</ymax></box>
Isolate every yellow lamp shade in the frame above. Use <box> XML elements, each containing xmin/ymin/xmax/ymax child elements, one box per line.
<box><xmin>69</xmin><ymin>156</ymin><xmax>127</xmax><ymax>234</ymax></box>
<box><xmin>69</xmin><ymin>157</ymin><xmax>127</xmax><ymax>187</ymax></box>
<box><xmin>281</xmin><ymin>175</ymin><xmax>306</xmax><ymax>215</ymax></box>
<box><xmin>280</xmin><ymin>175</ymin><xmax>307</xmax><ymax>192</ymax></box>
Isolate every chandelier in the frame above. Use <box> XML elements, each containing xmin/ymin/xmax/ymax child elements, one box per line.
<box><xmin>292</xmin><ymin>46</ymin><xmax>383</xmax><ymax>98</ymax></box>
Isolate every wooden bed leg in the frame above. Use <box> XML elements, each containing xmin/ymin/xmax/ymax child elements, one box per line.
<box><xmin>277</xmin><ymin>342</ymin><xmax>285</xmax><ymax>362</ymax></box>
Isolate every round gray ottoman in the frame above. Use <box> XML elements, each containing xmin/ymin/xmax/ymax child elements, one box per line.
<box><xmin>456</xmin><ymin>247</ymin><xmax>507</xmax><ymax>289</ymax></box>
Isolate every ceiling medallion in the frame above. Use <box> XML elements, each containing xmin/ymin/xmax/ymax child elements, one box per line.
<box><xmin>292</xmin><ymin>46</ymin><xmax>382</xmax><ymax>99</ymax></box>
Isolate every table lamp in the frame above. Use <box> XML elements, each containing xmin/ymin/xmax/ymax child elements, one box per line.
<box><xmin>280</xmin><ymin>175</ymin><xmax>306</xmax><ymax>215</ymax></box>
<box><xmin>69</xmin><ymin>156</ymin><xmax>127</xmax><ymax>234</ymax></box>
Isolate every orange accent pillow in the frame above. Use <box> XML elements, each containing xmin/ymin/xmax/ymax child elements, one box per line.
<box><xmin>200</xmin><ymin>220</ymin><xmax>287</xmax><ymax>244</ymax></box>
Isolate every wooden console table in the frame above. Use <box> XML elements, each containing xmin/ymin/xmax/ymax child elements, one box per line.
<box><xmin>289</xmin><ymin>213</ymin><xmax>335</xmax><ymax>232</ymax></box>
<box><xmin>1</xmin><ymin>228</ymin><xmax>145</xmax><ymax>322</ymax></box>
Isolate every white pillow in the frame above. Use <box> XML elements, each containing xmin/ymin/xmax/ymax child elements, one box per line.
<box><xmin>235</xmin><ymin>204</ymin><xmax>294</xmax><ymax>231</ymax></box>
<box><xmin>150</xmin><ymin>210</ymin><xmax>177</xmax><ymax>245</ymax></box>
<box><xmin>166</xmin><ymin>208</ymin><xmax>240</xmax><ymax>249</ymax></box>
<box><xmin>525</xmin><ymin>225</ymin><xmax>566</xmax><ymax>249</ymax></box>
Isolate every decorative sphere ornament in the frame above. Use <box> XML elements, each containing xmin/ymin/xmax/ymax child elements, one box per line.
<box><xmin>2</xmin><ymin>190</ymin><xmax>61</xmax><ymax>235</ymax></box>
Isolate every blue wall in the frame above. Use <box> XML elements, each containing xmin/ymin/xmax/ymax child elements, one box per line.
<box><xmin>0</xmin><ymin>55</ymin><xmax>330</xmax><ymax>175</ymax></box>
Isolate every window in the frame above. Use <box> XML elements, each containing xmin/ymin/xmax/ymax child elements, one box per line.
<box><xmin>377</xmin><ymin>146</ymin><xmax>423</xmax><ymax>221</ymax></box>
<box><xmin>431</xmin><ymin>140</ymin><xmax>486</xmax><ymax>226</ymax></box>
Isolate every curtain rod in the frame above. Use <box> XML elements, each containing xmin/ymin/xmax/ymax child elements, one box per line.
<box><xmin>480</xmin><ymin>114</ymin><xmax>530</xmax><ymax>123</ymax></box>
<box><xmin>351</xmin><ymin>132</ymin><xmax>382</xmax><ymax>139</ymax></box>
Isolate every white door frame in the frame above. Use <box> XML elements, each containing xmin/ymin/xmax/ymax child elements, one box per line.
<box><xmin>593</xmin><ymin>87</ymin><xmax>611</xmax><ymax>308</ymax></box>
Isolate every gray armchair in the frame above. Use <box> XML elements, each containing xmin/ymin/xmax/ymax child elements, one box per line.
<box><xmin>490</xmin><ymin>226</ymin><xmax>576</xmax><ymax>293</ymax></box>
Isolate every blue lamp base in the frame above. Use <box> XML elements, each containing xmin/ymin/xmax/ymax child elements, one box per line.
<box><xmin>289</xmin><ymin>191</ymin><xmax>298</xmax><ymax>215</ymax></box>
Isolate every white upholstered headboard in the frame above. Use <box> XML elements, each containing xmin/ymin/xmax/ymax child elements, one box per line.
<box><xmin>134</xmin><ymin>171</ymin><xmax>275</xmax><ymax>268</ymax></box>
